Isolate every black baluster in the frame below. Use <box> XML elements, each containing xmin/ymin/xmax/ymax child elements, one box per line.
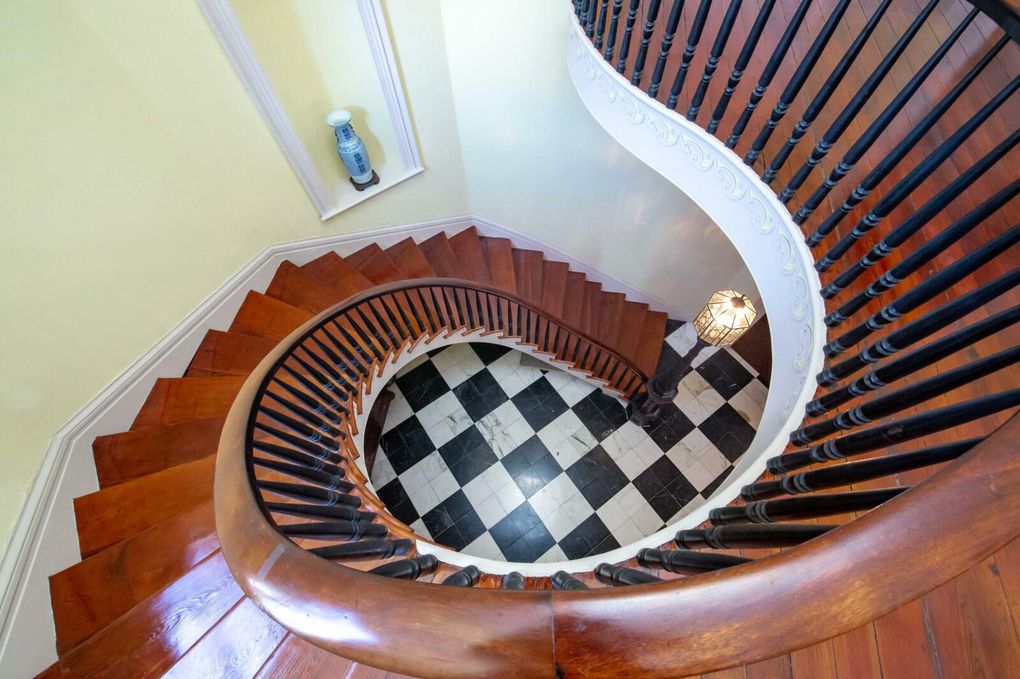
<box><xmin>742</xmin><ymin>440</ymin><xmax>979</xmax><ymax>500</ymax></box>
<box><xmin>638</xmin><ymin>548</ymin><xmax>751</xmax><ymax>573</ymax></box>
<box><xmin>253</xmin><ymin>440</ymin><xmax>343</xmax><ymax>471</ymax></box>
<box><xmin>595</xmin><ymin>0</ymin><xmax>611</xmax><ymax>49</ymax></box>
<box><xmin>710</xmin><ymin>488</ymin><xmax>906</xmax><ymax>524</ymax></box>
<box><xmin>726</xmin><ymin>0</ymin><xmax>810</xmax><ymax>149</ymax></box>
<box><xmin>665</xmin><ymin>0</ymin><xmax>712</xmax><ymax>110</ymax></box>
<box><xmin>687</xmin><ymin>0</ymin><xmax>743</xmax><ymax>121</ymax></box>
<box><xmin>280</xmin><ymin>363</ymin><xmax>345</xmax><ymax>411</ymax></box>
<box><xmin>441</xmin><ymin>565</ymin><xmax>482</xmax><ymax>587</ymax></box>
<box><xmin>615</xmin><ymin>0</ymin><xmax>642</xmax><ymax>74</ymax></box>
<box><xmin>814</xmin><ymin>81</ymin><xmax>1020</xmax><ymax>268</ymax></box>
<box><xmin>255</xmin><ymin>422</ymin><xmax>339</xmax><ymax>457</ymax></box>
<box><xmin>825</xmin><ymin>183</ymin><xmax>1020</xmax><ymax>326</ymax></box>
<box><xmin>794</xmin><ymin>346</ymin><xmax>1020</xmax><ymax>444</ymax></box>
<box><xmin>551</xmin><ymin>571</ymin><xmax>589</xmax><ymax>590</ymax></box>
<box><xmin>369</xmin><ymin>554</ymin><xmax>439</xmax><ymax>579</ymax></box>
<box><xmin>253</xmin><ymin>457</ymin><xmax>354</xmax><ymax>492</ymax></box>
<box><xmin>808</xmin><ymin>306</ymin><xmax>1020</xmax><ymax>416</ymax></box>
<box><xmin>743</xmin><ymin>0</ymin><xmax>853</xmax><ymax>164</ymax></box>
<box><xmin>264</xmin><ymin>502</ymin><xmax>374</xmax><ymax>523</ymax></box>
<box><xmin>585</xmin><ymin>0</ymin><xmax>598</xmax><ymax>37</ymax></box>
<box><xmin>817</xmin><ymin>269</ymin><xmax>1020</xmax><ymax>386</ymax></box>
<box><xmin>257</xmin><ymin>480</ymin><xmax>361</xmax><ymax>507</ymax></box>
<box><xmin>648</xmin><ymin>0</ymin><xmax>686</xmax><ymax>97</ymax></box>
<box><xmin>796</xmin><ymin>18</ymin><xmax>1001</xmax><ymax>228</ymax></box>
<box><xmin>777</xmin><ymin>0</ymin><xmax>942</xmax><ymax>201</ymax></box>
<box><xmin>604</xmin><ymin>0</ymin><xmax>625</xmax><ymax>62</ymax></box>
<box><xmin>823</xmin><ymin>226</ymin><xmax>1020</xmax><ymax>357</ymax></box>
<box><xmin>706</xmin><ymin>0</ymin><xmax>775</xmax><ymax>134</ymax></box>
<box><xmin>281</xmin><ymin>520</ymin><xmax>388</xmax><ymax>541</ymax></box>
<box><xmin>676</xmin><ymin>524</ymin><xmax>834</xmax><ymax>549</ymax></box>
<box><xmin>594</xmin><ymin>563</ymin><xmax>661</xmax><ymax>585</ymax></box>
<box><xmin>311</xmin><ymin>538</ymin><xmax>412</xmax><ymax>561</ymax></box>
<box><xmin>258</xmin><ymin>406</ymin><xmax>337</xmax><ymax>446</ymax></box>
<box><xmin>761</xmin><ymin>0</ymin><xmax>893</xmax><ymax>183</ymax></box>
<box><xmin>503</xmin><ymin>571</ymin><xmax>526</xmax><ymax>590</ymax></box>
<box><xmin>264</xmin><ymin>391</ymin><xmax>341</xmax><ymax>437</ymax></box>
<box><xmin>769</xmin><ymin>390</ymin><xmax>1020</xmax><ymax>473</ymax></box>
<box><xmin>630</xmin><ymin>0</ymin><xmax>663</xmax><ymax>87</ymax></box>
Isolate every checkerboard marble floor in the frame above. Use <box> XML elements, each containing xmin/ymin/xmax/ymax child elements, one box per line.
<box><xmin>369</xmin><ymin>321</ymin><xmax>768</xmax><ymax>564</ymax></box>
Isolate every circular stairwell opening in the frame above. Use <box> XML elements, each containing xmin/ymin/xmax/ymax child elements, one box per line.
<box><xmin>366</xmin><ymin>328</ymin><xmax>768</xmax><ymax>564</ymax></box>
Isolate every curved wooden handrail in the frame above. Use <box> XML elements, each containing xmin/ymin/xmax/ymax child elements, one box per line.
<box><xmin>217</xmin><ymin>275</ymin><xmax>1020</xmax><ymax>678</ymax></box>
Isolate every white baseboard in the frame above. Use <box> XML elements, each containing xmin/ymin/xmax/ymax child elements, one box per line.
<box><xmin>0</xmin><ymin>213</ymin><xmax>682</xmax><ymax>678</ymax></box>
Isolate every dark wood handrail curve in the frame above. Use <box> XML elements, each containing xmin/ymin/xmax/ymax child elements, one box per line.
<box><xmin>217</xmin><ymin>274</ymin><xmax>1020</xmax><ymax>678</ymax></box>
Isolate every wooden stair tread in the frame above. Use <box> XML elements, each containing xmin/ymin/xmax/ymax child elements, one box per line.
<box><xmin>580</xmin><ymin>281</ymin><xmax>603</xmax><ymax>337</ymax></box>
<box><xmin>418</xmin><ymin>232</ymin><xmax>461</xmax><ymax>278</ymax></box>
<box><xmin>562</xmin><ymin>272</ymin><xmax>587</xmax><ymax>327</ymax></box>
<box><xmin>131</xmin><ymin>376</ymin><xmax>245</xmax><ymax>430</ymax></box>
<box><xmin>264</xmin><ymin>260</ymin><xmax>344</xmax><ymax>314</ymax></box>
<box><xmin>480</xmin><ymin>236</ymin><xmax>517</xmax><ymax>293</ymax></box>
<box><xmin>635</xmin><ymin>309</ymin><xmax>668</xmax><ymax>376</ymax></box>
<box><xmin>448</xmin><ymin>227</ymin><xmax>490</xmax><ymax>284</ymax></box>
<box><xmin>616</xmin><ymin>301</ymin><xmax>650</xmax><ymax>362</ymax></box>
<box><xmin>599</xmin><ymin>292</ymin><xmax>626</xmax><ymax>349</ymax></box>
<box><xmin>73</xmin><ymin>456</ymin><xmax>215</xmax><ymax>558</ymax></box>
<box><xmin>540</xmin><ymin>261</ymin><xmax>570</xmax><ymax>318</ymax></box>
<box><xmin>93</xmin><ymin>416</ymin><xmax>224</xmax><ymax>487</ymax></box>
<box><xmin>185</xmin><ymin>330</ymin><xmax>278</xmax><ymax>378</ymax></box>
<box><xmin>164</xmin><ymin>598</ymin><xmax>286</xmax><ymax>679</ymax></box>
<box><xmin>512</xmin><ymin>248</ymin><xmax>544</xmax><ymax>307</ymax></box>
<box><xmin>254</xmin><ymin>634</ymin><xmax>355</xmax><ymax>678</ymax></box>
<box><xmin>345</xmin><ymin>244</ymin><xmax>404</xmax><ymax>285</ymax></box>
<box><xmin>51</xmin><ymin>501</ymin><xmax>218</xmax><ymax>653</ymax></box>
<box><xmin>229</xmin><ymin>291</ymin><xmax>314</xmax><ymax>341</ymax></box>
<box><xmin>385</xmin><ymin>238</ymin><xmax>436</xmax><ymax>279</ymax></box>
<box><xmin>56</xmin><ymin>552</ymin><xmax>242</xmax><ymax>679</ymax></box>
<box><xmin>300</xmin><ymin>252</ymin><xmax>374</xmax><ymax>300</ymax></box>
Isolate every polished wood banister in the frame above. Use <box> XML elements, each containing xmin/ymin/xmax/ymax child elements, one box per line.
<box><xmin>218</xmin><ymin>273</ymin><xmax>1020</xmax><ymax>677</ymax></box>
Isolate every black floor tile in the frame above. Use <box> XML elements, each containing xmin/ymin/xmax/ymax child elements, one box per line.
<box><xmin>453</xmin><ymin>508</ymin><xmax>487</xmax><ymax>546</ymax></box>
<box><xmin>512</xmin><ymin>455</ymin><xmax>562</xmax><ymax>498</ymax></box>
<box><xmin>439</xmin><ymin>428</ymin><xmax>498</xmax><ymax>485</ymax></box>
<box><xmin>378</xmin><ymin>415</ymin><xmax>434</xmax><ymax>474</ymax></box>
<box><xmin>471</xmin><ymin>343</ymin><xmax>512</xmax><ymax>365</ymax></box>
<box><xmin>490</xmin><ymin>503</ymin><xmax>544</xmax><ymax>553</ymax></box>
<box><xmin>512</xmin><ymin>377</ymin><xmax>569</xmax><ymax>431</ymax></box>
<box><xmin>453</xmin><ymin>369</ymin><xmax>509</xmax><ymax>421</ymax></box>
<box><xmin>572</xmin><ymin>391</ymin><xmax>628</xmax><ymax>441</ymax></box>
<box><xmin>502</xmin><ymin>521</ymin><xmax>555</xmax><ymax>562</ymax></box>
<box><xmin>647</xmin><ymin>490</ymin><xmax>684</xmax><ymax>522</ymax></box>
<box><xmin>699</xmin><ymin>403</ymin><xmax>756</xmax><ymax>461</ymax></box>
<box><xmin>377</xmin><ymin>480</ymin><xmax>419</xmax><ymax>525</ymax></box>
<box><xmin>559</xmin><ymin>515</ymin><xmax>614</xmax><ymax>559</ymax></box>
<box><xmin>646</xmin><ymin>403</ymin><xmax>695</xmax><ymax>452</ymax></box>
<box><xmin>565</xmin><ymin>446</ymin><xmax>628</xmax><ymax>509</ymax></box>
<box><xmin>421</xmin><ymin>490</ymin><xmax>475</xmax><ymax>538</ymax></box>
<box><xmin>434</xmin><ymin>524</ymin><xmax>469</xmax><ymax>550</ymax></box>
<box><xmin>696</xmin><ymin>349</ymin><xmax>754</xmax><ymax>400</ymax></box>
<box><xmin>632</xmin><ymin>456</ymin><xmax>683</xmax><ymax>501</ymax></box>
<box><xmin>700</xmin><ymin>465</ymin><xmax>734</xmax><ymax>498</ymax></box>
<box><xmin>396</xmin><ymin>361</ymin><xmax>450</xmax><ymax>410</ymax></box>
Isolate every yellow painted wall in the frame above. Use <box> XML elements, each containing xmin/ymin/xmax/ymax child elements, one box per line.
<box><xmin>0</xmin><ymin>0</ymin><xmax>469</xmax><ymax>553</ymax></box>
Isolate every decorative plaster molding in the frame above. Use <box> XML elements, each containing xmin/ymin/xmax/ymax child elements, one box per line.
<box><xmin>565</xmin><ymin>4</ymin><xmax>825</xmax><ymax>541</ymax></box>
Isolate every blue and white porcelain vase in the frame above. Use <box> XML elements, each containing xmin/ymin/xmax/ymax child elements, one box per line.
<box><xmin>325</xmin><ymin>109</ymin><xmax>378</xmax><ymax>190</ymax></box>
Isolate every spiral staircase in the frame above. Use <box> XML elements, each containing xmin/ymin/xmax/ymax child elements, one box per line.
<box><xmin>38</xmin><ymin>1</ymin><xmax>1020</xmax><ymax>677</ymax></box>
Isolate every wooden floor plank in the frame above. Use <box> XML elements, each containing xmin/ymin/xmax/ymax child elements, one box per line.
<box><xmin>830</xmin><ymin>623</ymin><xmax>883</xmax><ymax>679</ymax></box>
<box><xmin>873</xmin><ymin>598</ymin><xmax>939</xmax><ymax>679</ymax></box>
<box><xmin>254</xmin><ymin>634</ymin><xmax>356</xmax><ymax>678</ymax></box>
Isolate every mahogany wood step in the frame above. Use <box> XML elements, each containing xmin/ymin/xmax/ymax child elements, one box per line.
<box><xmin>92</xmin><ymin>416</ymin><xmax>224</xmax><ymax>487</ymax></box>
<box><xmin>418</xmin><ymin>232</ymin><xmax>461</xmax><ymax>278</ymax></box>
<box><xmin>580</xmin><ymin>281</ymin><xmax>603</xmax><ymax>337</ymax></box>
<box><xmin>345</xmin><ymin>244</ymin><xmax>403</xmax><ymax>285</ymax></box>
<box><xmin>228</xmin><ymin>291</ymin><xmax>314</xmax><ymax>341</ymax></box>
<box><xmin>264</xmin><ymin>260</ymin><xmax>344</xmax><ymax>314</ymax></box>
<box><xmin>186</xmin><ymin>330</ymin><xmax>278</xmax><ymax>377</ymax></box>
<box><xmin>448</xmin><ymin>227</ymin><xmax>490</xmax><ymax>284</ymax></box>
<box><xmin>73</xmin><ymin>456</ymin><xmax>215</xmax><ymax>558</ymax></box>
<box><xmin>541</xmin><ymin>261</ymin><xmax>570</xmax><ymax>318</ymax></box>
<box><xmin>385</xmin><ymin>238</ymin><xmax>436</xmax><ymax>279</ymax></box>
<box><xmin>130</xmin><ymin>377</ymin><xmax>245</xmax><ymax>430</ymax></box>
<box><xmin>163</xmin><ymin>598</ymin><xmax>286</xmax><ymax>678</ymax></box>
<box><xmin>616</xmin><ymin>301</ymin><xmax>650</xmax><ymax>362</ymax></box>
<box><xmin>562</xmin><ymin>272</ymin><xmax>587</xmax><ymax>327</ymax></box>
<box><xmin>480</xmin><ymin>236</ymin><xmax>517</xmax><ymax>293</ymax></box>
<box><xmin>512</xmin><ymin>248</ymin><xmax>544</xmax><ymax>307</ymax></box>
<box><xmin>599</xmin><ymin>292</ymin><xmax>626</xmax><ymax>349</ymax></box>
<box><xmin>635</xmin><ymin>309</ymin><xmax>668</xmax><ymax>376</ymax></box>
<box><xmin>300</xmin><ymin>252</ymin><xmax>374</xmax><ymax>300</ymax></box>
<box><xmin>55</xmin><ymin>553</ymin><xmax>242</xmax><ymax>679</ymax></box>
<box><xmin>253</xmin><ymin>634</ymin><xmax>355</xmax><ymax>678</ymax></box>
<box><xmin>51</xmin><ymin>502</ymin><xmax>218</xmax><ymax>653</ymax></box>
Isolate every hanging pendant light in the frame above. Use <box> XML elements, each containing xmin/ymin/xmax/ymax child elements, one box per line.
<box><xmin>693</xmin><ymin>290</ymin><xmax>757</xmax><ymax>346</ymax></box>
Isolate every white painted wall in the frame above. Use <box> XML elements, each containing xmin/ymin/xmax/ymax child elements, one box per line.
<box><xmin>439</xmin><ymin>0</ymin><xmax>760</xmax><ymax>318</ymax></box>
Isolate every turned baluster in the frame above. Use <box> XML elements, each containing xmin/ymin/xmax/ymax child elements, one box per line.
<box><xmin>686</xmin><ymin>0</ymin><xmax>742</xmax><ymax>121</ymax></box>
<box><xmin>264</xmin><ymin>502</ymin><xmax>375</xmax><ymax>523</ymax></box>
<box><xmin>311</xmin><ymin>538</ymin><xmax>413</xmax><ymax>561</ymax></box>
<box><xmin>615</xmin><ymin>0</ymin><xmax>642</xmax><ymax>74</ymax></box>
<box><xmin>630</xmin><ymin>0</ymin><xmax>663</xmax><ymax>87</ymax></box>
<box><xmin>503</xmin><ymin>571</ymin><xmax>526</xmax><ymax>590</ymax></box>
<box><xmin>638</xmin><ymin>548</ymin><xmax>751</xmax><ymax>573</ymax></box>
<box><xmin>595</xmin><ymin>563</ymin><xmax>661</xmax><ymax>585</ymax></box>
<box><xmin>665</xmin><ymin>0</ymin><xmax>712</xmax><ymax>110</ymax></box>
<box><xmin>369</xmin><ymin>555</ymin><xmax>439</xmax><ymax>579</ymax></box>
<box><xmin>706</xmin><ymin>0</ymin><xmax>775</xmax><ymax>134</ymax></box>
<box><xmin>442</xmin><ymin>565</ymin><xmax>482</xmax><ymax>587</ymax></box>
<box><xmin>257</xmin><ymin>480</ymin><xmax>362</xmax><ymax>507</ymax></box>
<box><xmin>710</xmin><ymin>488</ymin><xmax>906</xmax><ymax>524</ymax></box>
<box><xmin>281</xmin><ymin>520</ymin><xmax>388</xmax><ymax>541</ymax></box>
<box><xmin>676</xmin><ymin>524</ymin><xmax>834</xmax><ymax>549</ymax></box>
<box><xmin>647</xmin><ymin>0</ymin><xmax>686</xmax><ymax>98</ymax></box>
<box><xmin>551</xmin><ymin>571</ymin><xmax>590</xmax><ymax>590</ymax></box>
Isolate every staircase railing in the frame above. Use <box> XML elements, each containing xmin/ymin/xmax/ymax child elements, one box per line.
<box><xmin>217</xmin><ymin>2</ymin><xmax>1019</xmax><ymax>676</ymax></box>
